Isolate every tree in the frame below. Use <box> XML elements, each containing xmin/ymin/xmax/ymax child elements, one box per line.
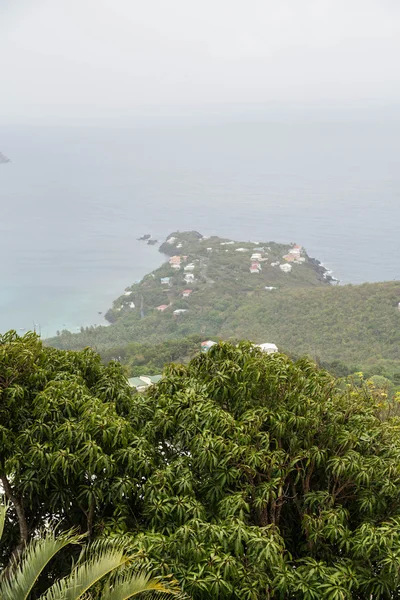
<box><xmin>126</xmin><ymin>342</ymin><xmax>400</xmax><ymax>599</ymax></box>
<box><xmin>0</xmin><ymin>502</ymin><xmax>178</xmax><ymax>599</ymax></box>
<box><xmin>0</xmin><ymin>331</ymin><xmax>154</xmax><ymax>566</ymax></box>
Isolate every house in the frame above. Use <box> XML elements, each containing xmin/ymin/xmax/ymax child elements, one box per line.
<box><xmin>184</xmin><ymin>273</ymin><xmax>195</xmax><ymax>283</ymax></box>
<box><xmin>201</xmin><ymin>340</ymin><xmax>217</xmax><ymax>352</ymax></box>
<box><xmin>171</xmin><ymin>263</ymin><xmax>181</xmax><ymax>270</ymax></box>
<box><xmin>257</xmin><ymin>343</ymin><xmax>278</xmax><ymax>354</ymax></box>
<box><xmin>129</xmin><ymin>302</ymin><xmax>135</xmax><ymax>308</ymax></box>
<box><xmin>166</xmin><ymin>237</ymin><xmax>176</xmax><ymax>244</ymax></box>
<box><xmin>156</xmin><ymin>304</ymin><xmax>169</xmax><ymax>312</ymax></box>
<box><xmin>251</xmin><ymin>262</ymin><xmax>261</xmax><ymax>269</ymax></box>
<box><xmin>169</xmin><ymin>255</ymin><xmax>181</xmax><ymax>265</ymax></box>
<box><xmin>280</xmin><ymin>263</ymin><xmax>292</xmax><ymax>273</ymax></box>
<box><xmin>206</xmin><ymin>247</ymin><xmax>213</xmax><ymax>253</ymax></box>
<box><xmin>235</xmin><ymin>247</ymin><xmax>249</xmax><ymax>252</ymax></box>
<box><xmin>176</xmin><ymin>243</ymin><xmax>183</xmax><ymax>249</ymax></box>
<box><xmin>289</xmin><ymin>244</ymin><xmax>302</xmax><ymax>255</ymax></box>
<box><xmin>128</xmin><ymin>374</ymin><xmax>162</xmax><ymax>392</ymax></box>
<box><xmin>251</xmin><ymin>253</ymin><xmax>262</xmax><ymax>261</ymax></box>
<box><xmin>265</xmin><ymin>286</ymin><xmax>277</xmax><ymax>291</ymax></box>
<box><xmin>283</xmin><ymin>254</ymin><xmax>296</xmax><ymax>262</ymax></box>
<box><xmin>124</xmin><ymin>290</ymin><xmax>133</xmax><ymax>296</ymax></box>
<box><xmin>160</xmin><ymin>277</ymin><xmax>171</xmax><ymax>285</ymax></box>
<box><xmin>184</xmin><ymin>263</ymin><xmax>195</xmax><ymax>272</ymax></box>
<box><xmin>271</xmin><ymin>261</ymin><xmax>280</xmax><ymax>267</ymax></box>
<box><xmin>295</xmin><ymin>257</ymin><xmax>306</xmax><ymax>263</ymax></box>
<box><xmin>173</xmin><ymin>309</ymin><xmax>188</xmax><ymax>316</ymax></box>
<box><xmin>250</xmin><ymin>266</ymin><xmax>260</xmax><ymax>274</ymax></box>
<box><xmin>182</xmin><ymin>289</ymin><xmax>193</xmax><ymax>297</ymax></box>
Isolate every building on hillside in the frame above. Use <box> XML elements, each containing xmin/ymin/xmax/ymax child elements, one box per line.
<box><xmin>283</xmin><ymin>254</ymin><xmax>296</xmax><ymax>262</ymax></box>
<box><xmin>166</xmin><ymin>237</ymin><xmax>176</xmax><ymax>245</ymax></box>
<box><xmin>156</xmin><ymin>304</ymin><xmax>169</xmax><ymax>312</ymax></box>
<box><xmin>265</xmin><ymin>286</ymin><xmax>277</xmax><ymax>291</ymax></box>
<box><xmin>251</xmin><ymin>262</ymin><xmax>261</xmax><ymax>269</ymax></box>
<box><xmin>169</xmin><ymin>255</ymin><xmax>181</xmax><ymax>265</ymax></box>
<box><xmin>295</xmin><ymin>257</ymin><xmax>306</xmax><ymax>263</ymax></box>
<box><xmin>160</xmin><ymin>277</ymin><xmax>171</xmax><ymax>285</ymax></box>
<box><xmin>176</xmin><ymin>243</ymin><xmax>183</xmax><ymax>248</ymax></box>
<box><xmin>184</xmin><ymin>263</ymin><xmax>195</xmax><ymax>272</ymax></box>
<box><xmin>171</xmin><ymin>263</ymin><xmax>181</xmax><ymax>270</ymax></box>
<box><xmin>182</xmin><ymin>289</ymin><xmax>193</xmax><ymax>297</ymax></box>
<box><xmin>271</xmin><ymin>261</ymin><xmax>280</xmax><ymax>267</ymax></box>
<box><xmin>207</xmin><ymin>247</ymin><xmax>213</xmax><ymax>253</ymax></box>
<box><xmin>124</xmin><ymin>290</ymin><xmax>133</xmax><ymax>296</ymax></box>
<box><xmin>257</xmin><ymin>343</ymin><xmax>278</xmax><ymax>354</ymax></box>
<box><xmin>129</xmin><ymin>302</ymin><xmax>135</xmax><ymax>308</ymax></box>
<box><xmin>289</xmin><ymin>244</ymin><xmax>302</xmax><ymax>255</ymax></box>
<box><xmin>251</xmin><ymin>253</ymin><xmax>263</xmax><ymax>261</ymax></box>
<box><xmin>173</xmin><ymin>309</ymin><xmax>188</xmax><ymax>316</ymax></box>
<box><xmin>184</xmin><ymin>273</ymin><xmax>195</xmax><ymax>283</ymax></box>
<box><xmin>201</xmin><ymin>340</ymin><xmax>217</xmax><ymax>352</ymax></box>
<box><xmin>280</xmin><ymin>263</ymin><xmax>292</xmax><ymax>273</ymax></box>
<box><xmin>128</xmin><ymin>374</ymin><xmax>162</xmax><ymax>392</ymax></box>
<box><xmin>250</xmin><ymin>266</ymin><xmax>260</xmax><ymax>274</ymax></box>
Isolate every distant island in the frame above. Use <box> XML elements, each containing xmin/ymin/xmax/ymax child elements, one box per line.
<box><xmin>0</xmin><ymin>152</ymin><xmax>11</xmax><ymax>164</ymax></box>
<box><xmin>47</xmin><ymin>230</ymin><xmax>400</xmax><ymax>385</ymax></box>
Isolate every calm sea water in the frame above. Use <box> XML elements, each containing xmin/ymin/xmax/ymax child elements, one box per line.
<box><xmin>1</xmin><ymin>115</ymin><xmax>400</xmax><ymax>337</ymax></box>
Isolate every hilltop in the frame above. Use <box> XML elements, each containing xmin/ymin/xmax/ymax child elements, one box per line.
<box><xmin>48</xmin><ymin>231</ymin><xmax>400</xmax><ymax>381</ymax></box>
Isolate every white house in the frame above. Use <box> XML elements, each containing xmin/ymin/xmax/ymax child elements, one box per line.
<box><xmin>184</xmin><ymin>273</ymin><xmax>195</xmax><ymax>283</ymax></box>
<box><xmin>171</xmin><ymin>263</ymin><xmax>181</xmax><ymax>270</ymax></box>
<box><xmin>250</xmin><ymin>266</ymin><xmax>260</xmax><ymax>274</ymax></box>
<box><xmin>251</xmin><ymin>253</ymin><xmax>262</xmax><ymax>261</ymax></box>
<box><xmin>184</xmin><ymin>263</ymin><xmax>195</xmax><ymax>272</ymax></box>
<box><xmin>280</xmin><ymin>263</ymin><xmax>292</xmax><ymax>273</ymax></box>
<box><xmin>166</xmin><ymin>237</ymin><xmax>176</xmax><ymax>245</ymax></box>
<box><xmin>257</xmin><ymin>343</ymin><xmax>278</xmax><ymax>354</ymax></box>
<box><xmin>271</xmin><ymin>261</ymin><xmax>280</xmax><ymax>267</ymax></box>
<box><xmin>129</xmin><ymin>302</ymin><xmax>135</xmax><ymax>308</ymax></box>
<box><xmin>173</xmin><ymin>309</ymin><xmax>188</xmax><ymax>316</ymax></box>
<box><xmin>235</xmin><ymin>247</ymin><xmax>249</xmax><ymax>252</ymax></box>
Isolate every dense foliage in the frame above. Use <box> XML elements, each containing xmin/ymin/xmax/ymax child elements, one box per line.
<box><xmin>0</xmin><ymin>504</ymin><xmax>177</xmax><ymax>600</ymax></box>
<box><xmin>4</xmin><ymin>332</ymin><xmax>400</xmax><ymax>598</ymax></box>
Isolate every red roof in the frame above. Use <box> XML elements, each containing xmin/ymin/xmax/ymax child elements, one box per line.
<box><xmin>183</xmin><ymin>289</ymin><xmax>192</xmax><ymax>294</ymax></box>
<box><xmin>156</xmin><ymin>304</ymin><xmax>169</xmax><ymax>311</ymax></box>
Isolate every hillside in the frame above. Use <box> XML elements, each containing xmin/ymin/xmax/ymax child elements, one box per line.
<box><xmin>48</xmin><ymin>231</ymin><xmax>400</xmax><ymax>379</ymax></box>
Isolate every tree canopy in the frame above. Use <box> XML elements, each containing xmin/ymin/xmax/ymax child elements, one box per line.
<box><xmin>3</xmin><ymin>332</ymin><xmax>400</xmax><ymax>598</ymax></box>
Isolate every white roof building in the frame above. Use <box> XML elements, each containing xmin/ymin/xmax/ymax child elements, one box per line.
<box><xmin>235</xmin><ymin>247</ymin><xmax>249</xmax><ymax>252</ymax></box>
<box><xmin>280</xmin><ymin>263</ymin><xmax>292</xmax><ymax>273</ymax></box>
<box><xmin>184</xmin><ymin>273</ymin><xmax>195</xmax><ymax>283</ymax></box>
<box><xmin>257</xmin><ymin>343</ymin><xmax>278</xmax><ymax>354</ymax></box>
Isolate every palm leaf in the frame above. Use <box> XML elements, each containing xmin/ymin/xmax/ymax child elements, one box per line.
<box><xmin>39</xmin><ymin>540</ymin><xmax>130</xmax><ymax>600</ymax></box>
<box><xmin>0</xmin><ymin>499</ymin><xmax>8</xmax><ymax>542</ymax></box>
<box><xmin>0</xmin><ymin>528</ymin><xmax>84</xmax><ymax>600</ymax></box>
<box><xmin>101</xmin><ymin>571</ymin><xmax>180</xmax><ymax>600</ymax></box>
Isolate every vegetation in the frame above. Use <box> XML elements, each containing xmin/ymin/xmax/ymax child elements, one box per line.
<box><xmin>0</xmin><ymin>503</ymin><xmax>177</xmax><ymax>600</ymax></box>
<box><xmin>4</xmin><ymin>331</ymin><xmax>400</xmax><ymax>598</ymax></box>
<box><xmin>47</xmin><ymin>232</ymin><xmax>400</xmax><ymax>382</ymax></box>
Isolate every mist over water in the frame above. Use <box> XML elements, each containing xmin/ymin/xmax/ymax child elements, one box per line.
<box><xmin>1</xmin><ymin>114</ymin><xmax>399</xmax><ymax>337</ymax></box>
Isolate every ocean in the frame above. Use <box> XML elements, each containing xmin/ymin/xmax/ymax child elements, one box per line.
<box><xmin>1</xmin><ymin>113</ymin><xmax>399</xmax><ymax>337</ymax></box>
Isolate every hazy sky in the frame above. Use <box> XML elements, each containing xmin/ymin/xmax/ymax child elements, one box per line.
<box><xmin>1</xmin><ymin>0</ymin><xmax>400</xmax><ymax>121</ymax></box>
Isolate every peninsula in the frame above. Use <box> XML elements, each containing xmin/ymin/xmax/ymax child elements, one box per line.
<box><xmin>48</xmin><ymin>231</ymin><xmax>400</xmax><ymax>383</ymax></box>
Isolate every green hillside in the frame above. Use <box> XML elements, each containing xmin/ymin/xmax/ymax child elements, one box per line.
<box><xmin>48</xmin><ymin>231</ymin><xmax>400</xmax><ymax>380</ymax></box>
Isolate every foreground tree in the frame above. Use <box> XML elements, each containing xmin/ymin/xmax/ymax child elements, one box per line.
<box><xmin>0</xmin><ymin>503</ymin><xmax>178</xmax><ymax>600</ymax></box>
<box><xmin>127</xmin><ymin>342</ymin><xmax>400</xmax><ymax>599</ymax></box>
<box><xmin>0</xmin><ymin>331</ymin><xmax>154</xmax><ymax>566</ymax></box>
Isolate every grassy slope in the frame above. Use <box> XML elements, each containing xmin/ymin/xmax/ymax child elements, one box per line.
<box><xmin>47</xmin><ymin>232</ymin><xmax>400</xmax><ymax>375</ymax></box>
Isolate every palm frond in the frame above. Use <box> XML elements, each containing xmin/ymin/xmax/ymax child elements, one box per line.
<box><xmin>100</xmin><ymin>571</ymin><xmax>180</xmax><ymax>600</ymax></box>
<box><xmin>0</xmin><ymin>499</ymin><xmax>9</xmax><ymax>542</ymax></box>
<box><xmin>39</xmin><ymin>540</ymin><xmax>129</xmax><ymax>600</ymax></box>
<box><xmin>0</xmin><ymin>528</ymin><xmax>84</xmax><ymax>600</ymax></box>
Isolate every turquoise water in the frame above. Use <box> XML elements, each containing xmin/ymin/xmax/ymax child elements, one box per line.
<box><xmin>1</xmin><ymin>115</ymin><xmax>400</xmax><ymax>336</ymax></box>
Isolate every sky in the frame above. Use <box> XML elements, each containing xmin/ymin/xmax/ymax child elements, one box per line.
<box><xmin>1</xmin><ymin>0</ymin><xmax>400</xmax><ymax>122</ymax></box>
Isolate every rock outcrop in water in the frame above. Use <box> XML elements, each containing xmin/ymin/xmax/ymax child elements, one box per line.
<box><xmin>0</xmin><ymin>152</ymin><xmax>11</xmax><ymax>164</ymax></box>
